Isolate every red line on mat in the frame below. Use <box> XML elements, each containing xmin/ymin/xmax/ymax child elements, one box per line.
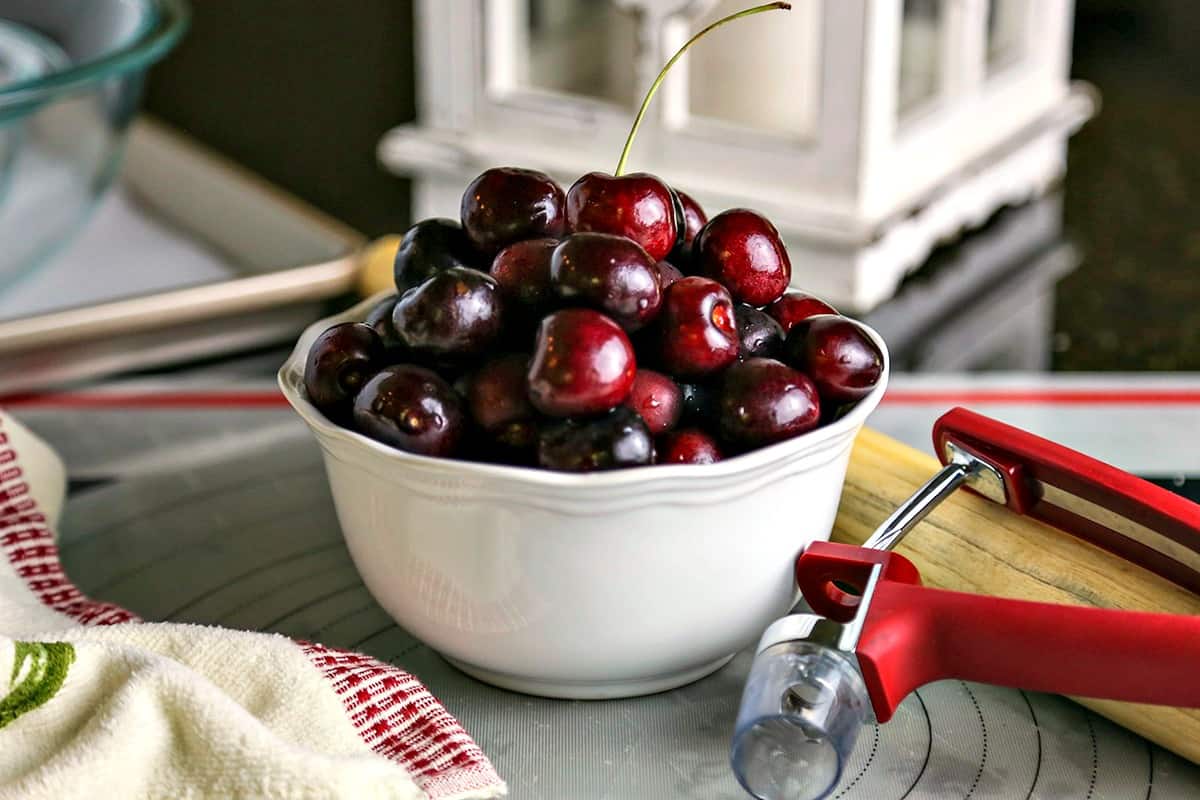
<box><xmin>3</xmin><ymin>388</ymin><xmax>1200</xmax><ymax>409</ymax></box>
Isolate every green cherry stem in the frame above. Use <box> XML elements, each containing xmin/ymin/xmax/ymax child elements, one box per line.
<box><xmin>613</xmin><ymin>1</ymin><xmax>791</xmax><ymax>177</ymax></box>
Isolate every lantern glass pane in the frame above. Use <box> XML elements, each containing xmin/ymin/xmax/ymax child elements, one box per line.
<box><xmin>516</xmin><ymin>0</ymin><xmax>639</xmax><ymax>107</ymax></box>
<box><xmin>986</xmin><ymin>0</ymin><xmax>1025</xmax><ymax>71</ymax></box>
<box><xmin>898</xmin><ymin>0</ymin><xmax>942</xmax><ymax>116</ymax></box>
<box><xmin>685</xmin><ymin>0</ymin><xmax>820</xmax><ymax>138</ymax></box>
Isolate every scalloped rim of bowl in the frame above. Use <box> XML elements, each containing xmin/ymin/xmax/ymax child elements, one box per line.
<box><xmin>278</xmin><ymin>294</ymin><xmax>890</xmax><ymax>491</ymax></box>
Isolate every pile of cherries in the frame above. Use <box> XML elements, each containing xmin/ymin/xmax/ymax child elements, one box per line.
<box><xmin>303</xmin><ymin>166</ymin><xmax>883</xmax><ymax>472</ymax></box>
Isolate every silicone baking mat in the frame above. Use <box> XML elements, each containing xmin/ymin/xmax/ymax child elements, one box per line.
<box><xmin>9</xmin><ymin>374</ymin><xmax>1200</xmax><ymax>799</ymax></box>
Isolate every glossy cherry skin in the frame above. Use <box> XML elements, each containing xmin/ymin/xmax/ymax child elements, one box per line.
<box><xmin>669</xmin><ymin>190</ymin><xmax>687</xmax><ymax>253</ymax></box>
<box><xmin>785</xmin><ymin>314</ymin><xmax>883</xmax><ymax>403</ymax></box>
<box><xmin>467</xmin><ymin>353</ymin><xmax>535</xmax><ymax>434</ymax></box>
<box><xmin>766</xmin><ymin>291</ymin><xmax>837</xmax><ymax>334</ymax></box>
<box><xmin>656</xmin><ymin>260</ymin><xmax>684</xmax><ymax>290</ymax></box>
<box><xmin>490</xmin><ymin>237</ymin><xmax>558</xmax><ymax>314</ymax></box>
<box><xmin>550</xmin><ymin>232</ymin><xmax>662</xmax><ymax>331</ymax></box>
<box><xmin>659</xmin><ymin>428</ymin><xmax>723</xmax><ymax>465</ymax></box>
<box><xmin>668</xmin><ymin>189</ymin><xmax>707</xmax><ymax>268</ymax></box>
<box><xmin>719</xmin><ymin>357</ymin><xmax>820</xmax><ymax>448</ymax></box>
<box><xmin>695</xmin><ymin>209</ymin><xmax>791</xmax><ymax>306</ymax></box>
<box><xmin>566</xmin><ymin>172</ymin><xmax>678</xmax><ymax>261</ymax></box>
<box><xmin>622</xmin><ymin>369</ymin><xmax>682</xmax><ymax>435</ymax></box>
<box><xmin>735</xmin><ymin>304</ymin><xmax>785</xmax><ymax>360</ymax></box>
<box><xmin>537</xmin><ymin>407</ymin><xmax>654</xmax><ymax>472</ymax></box>
<box><xmin>352</xmin><ymin>365</ymin><xmax>465</xmax><ymax>457</ymax></box>
<box><xmin>659</xmin><ymin>276</ymin><xmax>739</xmax><ymax>377</ymax></box>
<box><xmin>392</xmin><ymin>267</ymin><xmax>504</xmax><ymax>359</ymax></box>
<box><xmin>461</xmin><ymin>167</ymin><xmax>566</xmax><ymax>254</ymax></box>
<box><xmin>527</xmin><ymin>309</ymin><xmax>636</xmax><ymax>417</ymax></box>
<box><xmin>304</xmin><ymin>322</ymin><xmax>386</xmax><ymax>417</ymax></box>
<box><xmin>393</xmin><ymin>218</ymin><xmax>482</xmax><ymax>291</ymax></box>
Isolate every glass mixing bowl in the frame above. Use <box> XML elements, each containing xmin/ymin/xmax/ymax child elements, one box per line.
<box><xmin>0</xmin><ymin>0</ymin><xmax>188</xmax><ymax>290</ymax></box>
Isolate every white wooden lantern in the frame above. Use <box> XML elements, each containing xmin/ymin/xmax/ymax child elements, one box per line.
<box><xmin>380</xmin><ymin>0</ymin><xmax>1094</xmax><ymax>311</ymax></box>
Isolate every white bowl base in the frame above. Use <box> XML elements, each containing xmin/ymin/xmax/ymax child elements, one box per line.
<box><xmin>443</xmin><ymin>653</ymin><xmax>738</xmax><ymax>700</ymax></box>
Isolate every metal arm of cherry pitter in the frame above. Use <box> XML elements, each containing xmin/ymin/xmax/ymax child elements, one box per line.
<box><xmin>730</xmin><ymin>408</ymin><xmax>1200</xmax><ymax>800</ymax></box>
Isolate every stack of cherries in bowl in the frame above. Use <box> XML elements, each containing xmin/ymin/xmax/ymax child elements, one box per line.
<box><xmin>304</xmin><ymin>167</ymin><xmax>883</xmax><ymax>473</ymax></box>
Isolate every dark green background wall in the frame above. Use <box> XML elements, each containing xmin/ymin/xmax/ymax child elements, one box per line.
<box><xmin>145</xmin><ymin>0</ymin><xmax>416</xmax><ymax>236</ymax></box>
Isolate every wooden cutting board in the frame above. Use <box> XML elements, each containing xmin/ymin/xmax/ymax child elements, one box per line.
<box><xmin>832</xmin><ymin>427</ymin><xmax>1200</xmax><ymax>764</ymax></box>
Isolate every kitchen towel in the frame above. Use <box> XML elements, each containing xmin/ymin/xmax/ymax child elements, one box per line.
<box><xmin>0</xmin><ymin>410</ymin><xmax>505</xmax><ymax>800</ymax></box>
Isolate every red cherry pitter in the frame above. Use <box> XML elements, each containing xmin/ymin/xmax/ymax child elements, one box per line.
<box><xmin>730</xmin><ymin>408</ymin><xmax>1200</xmax><ymax>800</ymax></box>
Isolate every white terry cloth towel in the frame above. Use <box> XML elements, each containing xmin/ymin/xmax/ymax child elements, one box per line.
<box><xmin>0</xmin><ymin>410</ymin><xmax>505</xmax><ymax>800</ymax></box>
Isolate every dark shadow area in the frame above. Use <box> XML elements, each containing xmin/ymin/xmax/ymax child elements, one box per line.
<box><xmin>1061</xmin><ymin>0</ymin><xmax>1200</xmax><ymax>369</ymax></box>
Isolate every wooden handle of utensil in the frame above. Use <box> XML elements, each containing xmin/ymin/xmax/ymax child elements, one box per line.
<box><xmin>834</xmin><ymin>426</ymin><xmax>1200</xmax><ymax>764</ymax></box>
<box><xmin>355</xmin><ymin>235</ymin><xmax>402</xmax><ymax>298</ymax></box>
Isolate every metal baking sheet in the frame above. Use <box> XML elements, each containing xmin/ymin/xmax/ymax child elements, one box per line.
<box><xmin>9</xmin><ymin>375</ymin><xmax>1200</xmax><ymax>799</ymax></box>
<box><xmin>0</xmin><ymin>118</ymin><xmax>363</xmax><ymax>393</ymax></box>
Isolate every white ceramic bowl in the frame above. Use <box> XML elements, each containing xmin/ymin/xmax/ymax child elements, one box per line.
<box><xmin>279</xmin><ymin>296</ymin><xmax>889</xmax><ymax>699</ymax></box>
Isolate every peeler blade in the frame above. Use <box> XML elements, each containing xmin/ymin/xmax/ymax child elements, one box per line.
<box><xmin>933</xmin><ymin>407</ymin><xmax>1200</xmax><ymax>593</ymax></box>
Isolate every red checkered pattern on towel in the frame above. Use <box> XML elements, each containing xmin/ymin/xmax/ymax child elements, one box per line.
<box><xmin>0</xmin><ymin>416</ymin><xmax>502</xmax><ymax>799</ymax></box>
<box><xmin>300</xmin><ymin>641</ymin><xmax>502</xmax><ymax>799</ymax></box>
<box><xmin>0</xmin><ymin>428</ymin><xmax>137</xmax><ymax>625</ymax></box>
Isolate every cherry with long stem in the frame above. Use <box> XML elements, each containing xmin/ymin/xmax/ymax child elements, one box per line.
<box><xmin>614</xmin><ymin>1</ymin><xmax>792</xmax><ymax>177</ymax></box>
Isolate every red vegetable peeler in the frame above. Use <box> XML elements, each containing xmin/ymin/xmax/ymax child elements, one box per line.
<box><xmin>730</xmin><ymin>408</ymin><xmax>1200</xmax><ymax>800</ymax></box>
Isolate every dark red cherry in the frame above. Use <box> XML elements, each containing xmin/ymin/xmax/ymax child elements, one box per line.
<box><xmin>695</xmin><ymin>209</ymin><xmax>791</xmax><ymax>306</ymax></box>
<box><xmin>550</xmin><ymin>232</ymin><xmax>662</xmax><ymax>331</ymax></box>
<box><xmin>304</xmin><ymin>322</ymin><xmax>386</xmax><ymax>417</ymax></box>
<box><xmin>659</xmin><ymin>429</ymin><xmax>723</xmax><ymax>465</ymax></box>
<box><xmin>659</xmin><ymin>276</ymin><xmax>739</xmax><ymax>377</ymax></box>
<box><xmin>656</xmin><ymin>260</ymin><xmax>684</xmax><ymax>290</ymax></box>
<box><xmin>392</xmin><ymin>267</ymin><xmax>504</xmax><ymax>359</ymax></box>
<box><xmin>735</xmin><ymin>304</ymin><xmax>785</xmax><ymax>360</ymax></box>
<box><xmin>676</xmin><ymin>191</ymin><xmax>707</xmax><ymax>247</ymax></box>
<box><xmin>461</xmin><ymin>167</ymin><xmax>566</xmax><ymax>254</ymax></box>
<box><xmin>669</xmin><ymin>189</ymin><xmax>687</xmax><ymax>252</ymax></box>
<box><xmin>352</xmin><ymin>365</ymin><xmax>465</xmax><ymax>457</ymax></box>
<box><xmin>566</xmin><ymin>172</ymin><xmax>678</xmax><ymax>261</ymax></box>
<box><xmin>537</xmin><ymin>407</ymin><xmax>653</xmax><ymax>472</ymax></box>
<box><xmin>622</xmin><ymin>369</ymin><xmax>682</xmax><ymax>436</ymax></box>
<box><xmin>785</xmin><ymin>315</ymin><xmax>883</xmax><ymax>403</ymax></box>
<box><xmin>719</xmin><ymin>358</ymin><xmax>820</xmax><ymax>448</ymax></box>
<box><xmin>467</xmin><ymin>354</ymin><xmax>535</xmax><ymax>434</ymax></box>
<box><xmin>393</xmin><ymin>218</ymin><xmax>482</xmax><ymax>291</ymax></box>
<box><xmin>766</xmin><ymin>292</ymin><xmax>837</xmax><ymax>334</ymax></box>
<box><xmin>527</xmin><ymin>309</ymin><xmax>636</xmax><ymax>417</ymax></box>
<box><xmin>668</xmin><ymin>190</ymin><xmax>707</xmax><ymax>268</ymax></box>
<box><xmin>467</xmin><ymin>354</ymin><xmax>541</xmax><ymax>462</ymax></box>
<box><xmin>490</xmin><ymin>237</ymin><xmax>558</xmax><ymax>313</ymax></box>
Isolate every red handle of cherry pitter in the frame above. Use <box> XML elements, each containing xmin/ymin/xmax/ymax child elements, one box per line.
<box><xmin>800</xmin><ymin>542</ymin><xmax>1200</xmax><ymax>723</ymax></box>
